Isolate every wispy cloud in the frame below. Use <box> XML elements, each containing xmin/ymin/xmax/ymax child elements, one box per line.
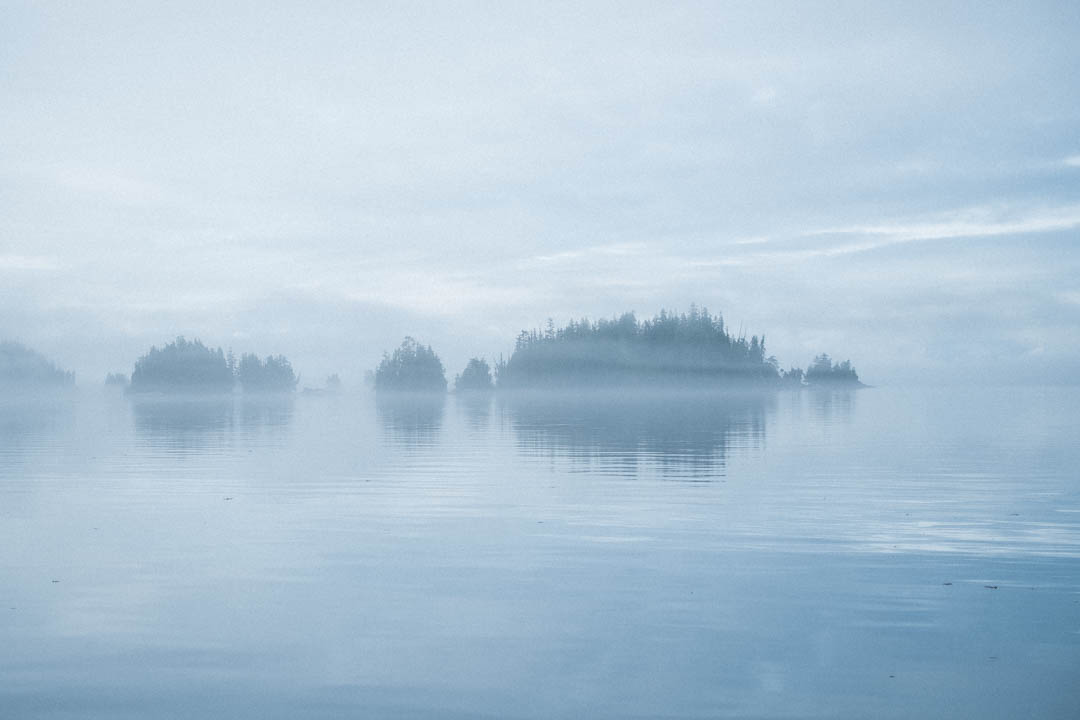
<box><xmin>783</xmin><ymin>204</ymin><xmax>1080</xmax><ymax>259</ymax></box>
<box><xmin>526</xmin><ymin>243</ymin><xmax>649</xmax><ymax>266</ymax></box>
<box><xmin>816</xmin><ymin>204</ymin><xmax>1080</xmax><ymax>241</ymax></box>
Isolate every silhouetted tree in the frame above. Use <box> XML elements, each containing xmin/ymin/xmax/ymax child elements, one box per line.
<box><xmin>455</xmin><ymin>357</ymin><xmax>494</xmax><ymax>392</ymax></box>
<box><xmin>104</xmin><ymin>372</ymin><xmax>128</xmax><ymax>386</ymax></box>
<box><xmin>326</xmin><ymin>374</ymin><xmax>342</xmax><ymax>393</ymax></box>
<box><xmin>374</xmin><ymin>337</ymin><xmax>447</xmax><ymax>392</ymax></box>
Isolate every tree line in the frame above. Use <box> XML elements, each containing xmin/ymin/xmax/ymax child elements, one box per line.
<box><xmin>127</xmin><ymin>337</ymin><xmax>298</xmax><ymax>394</ymax></box>
<box><xmin>375</xmin><ymin>307</ymin><xmax>861</xmax><ymax>392</ymax></box>
<box><xmin>1</xmin><ymin>307</ymin><xmax>863</xmax><ymax>395</ymax></box>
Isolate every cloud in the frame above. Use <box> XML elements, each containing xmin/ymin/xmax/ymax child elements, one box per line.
<box><xmin>526</xmin><ymin>243</ymin><xmax>648</xmax><ymax>265</ymax></box>
<box><xmin>1</xmin><ymin>2</ymin><xmax>1079</xmax><ymax>384</ymax></box>
<box><xmin>783</xmin><ymin>203</ymin><xmax>1080</xmax><ymax>260</ymax></box>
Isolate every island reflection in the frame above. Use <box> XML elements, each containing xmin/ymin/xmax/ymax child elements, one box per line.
<box><xmin>132</xmin><ymin>395</ymin><xmax>294</xmax><ymax>456</ymax></box>
<box><xmin>498</xmin><ymin>389</ymin><xmax>773</xmax><ymax>478</ymax></box>
<box><xmin>375</xmin><ymin>393</ymin><xmax>446</xmax><ymax>448</ymax></box>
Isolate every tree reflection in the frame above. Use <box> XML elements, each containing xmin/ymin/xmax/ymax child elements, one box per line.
<box><xmin>131</xmin><ymin>395</ymin><xmax>298</xmax><ymax>456</ymax></box>
<box><xmin>455</xmin><ymin>392</ymin><xmax>493</xmax><ymax>431</ymax></box>
<box><xmin>132</xmin><ymin>396</ymin><xmax>235</xmax><ymax>456</ymax></box>
<box><xmin>238</xmin><ymin>395</ymin><xmax>295</xmax><ymax>429</ymax></box>
<box><xmin>0</xmin><ymin>394</ymin><xmax>76</xmax><ymax>474</ymax></box>
<box><xmin>805</xmin><ymin>387</ymin><xmax>858</xmax><ymax>426</ymax></box>
<box><xmin>375</xmin><ymin>393</ymin><xmax>445</xmax><ymax>448</ymax></box>
<box><xmin>499</xmin><ymin>390</ymin><xmax>773</xmax><ymax>478</ymax></box>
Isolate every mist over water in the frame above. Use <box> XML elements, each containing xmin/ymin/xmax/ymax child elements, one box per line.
<box><xmin>4</xmin><ymin>3</ymin><xmax>1079</xmax><ymax>716</ymax></box>
<box><xmin>2</xmin><ymin>386</ymin><xmax>1078</xmax><ymax>719</ymax></box>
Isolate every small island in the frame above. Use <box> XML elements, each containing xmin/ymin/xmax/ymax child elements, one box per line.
<box><xmin>130</xmin><ymin>337</ymin><xmax>234</xmax><ymax>394</ymax></box>
<box><xmin>128</xmin><ymin>337</ymin><xmax>298</xmax><ymax>394</ymax></box>
<box><xmin>0</xmin><ymin>340</ymin><xmax>75</xmax><ymax>388</ymax></box>
<box><xmin>805</xmin><ymin>354</ymin><xmax>863</xmax><ymax>387</ymax></box>
<box><xmin>454</xmin><ymin>358</ymin><xmax>494</xmax><ymax>393</ymax></box>
<box><xmin>492</xmin><ymin>308</ymin><xmax>862</xmax><ymax>390</ymax></box>
<box><xmin>236</xmin><ymin>353</ymin><xmax>298</xmax><ymax>393</ymax></box>
<box><xmin>374</xmin><ymin>337</ymin><xmax>447</xmax><ymax>393</ymax></box>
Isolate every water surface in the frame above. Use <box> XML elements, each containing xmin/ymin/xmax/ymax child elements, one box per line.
<box><xmin>1</xmin><ymin>387</ymin><xmax>1078</xmax><ymax>718</ymax></box>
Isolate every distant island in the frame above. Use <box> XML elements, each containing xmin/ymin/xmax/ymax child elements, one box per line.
<box><xmin>454</xmin><ymin>358</ymin><xmax>494</xmax><ymax>393</ymax></box>
<box><xmin>7</xmin><ymin>306</ymin><xmax>863</xmax><ymax>396</ymax></box>
<box><xmin>493</xmin><ymin>308</ymin><xmax>861</xmax><ymax>389</ymax></box>
<box><xmin>129</xmin><ymin>337</ymin><xmax>297</xmax><ymax>394</ymax></box>
<box><xmin>374</xmin><ymin>337</ymin><xmax>447</xmax><ymax>393</ymax></box>
<box><xmin>0</xmin><ymin>341</ymin><xmax>75</xmax><ymax>388</ymax></box>
<box><xmin>236</xmin><ymin>353</ymin><xmax>299</xmax><ymax>393</ymax></box>
<box><xmin>805</xmin><ymin>354</ymin><xmax>862</xmax><ymax>386</ymax></box>
<box><xmin>367</xmin><ymin>308</ymin><xmax>862</xmax><ymax>393</ymax></box>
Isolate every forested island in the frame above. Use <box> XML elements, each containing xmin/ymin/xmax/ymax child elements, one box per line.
<box><xmin>805</xmin><ymin>354</ymin><xmax>861</xmax><ymax>385</ymax></box>
<box><xmin>128</xmin><ymin>337</ymin><xmax>297</xmax><ymax>394</ymax></box>
<box><xmin>374</xmin><ymin>337</ymin><xmax>447</xmax><ymax>393</ymax></box>
<box><xmin>0</xmin><ymin>341</ymin><xmax>75</xmax><ymax>388</ymax></box>
<box><xmin>369</xmin><ymin>308</ymin><xmax>861</xmax><ymax>394</ymax></box>
<box><xmin>6</xmin><ymin>307</ymin><xmax>862</xmax><ymax>396</ymax></box>
<box><xmin>454</xmin><ymin>358</ymin><xmax>494</xmax><ymax>393</ymax></box>
<box><xmin>494</xmin><ymin>308</ymin><xmax>861</xmax><ymax>389</ymax></box>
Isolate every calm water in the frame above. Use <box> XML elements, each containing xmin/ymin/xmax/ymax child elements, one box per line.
<box><xmin>1</xmin><ymin>387</ymin><xmax>1078</xmax><ymax>719</ymax></box>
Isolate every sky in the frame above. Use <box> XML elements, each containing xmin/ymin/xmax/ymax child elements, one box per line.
<box><xmin>2</xmin><ymin>0</ymin><xmax>1079</xmax><ymax>386</ymax></box>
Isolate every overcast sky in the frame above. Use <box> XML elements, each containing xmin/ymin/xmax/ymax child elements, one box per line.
<box><xmin>2</xmin><ymin>1</ymin><xmax>1079</xmax><ymax>385</ymax></box>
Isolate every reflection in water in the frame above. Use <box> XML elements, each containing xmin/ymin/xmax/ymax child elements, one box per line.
<box><xmin>0</xmin><ymin>394</ymin><xmax>76</xmax><ymax>471</ymax></box>
<box><xmin>805</xmin><ymin>387</ymin><xmax>857</xmax><ymax>425</ymax></box>
<box><xmin>3</xmin><ymin>387</ymin><xmax>1080</xmax><ymax>719</ymax></box>
<box><xmin>0</xmin><ymin>394</ymin><xmax>75</xmax><ymax>438</ymax></box>
<box><xmin>238</xmin><ymin>395</ymin><xmax>295</xmax><ymax>429</ymax></box>
<box><xmin>132</xmin><ymin>396</ymin><xmax>235</xmax><ymax>456</ymax></box>
<box><xmin>376</xmin><ymin>393</ymin><xmax>445</xmax><ymax>448</ymax></box>
<box><xmin>455</xmin><ymin>392</ymin><xmax>493</xmax><ymax>430</ymax></box>
<box><xmin>132</xmin><ymin>395</ymin><xmax>295</xmax><ymax>456</ymax></box>
<box><xmin>499</xmin><ymin>390</ymin><xmax>773</xmax><ymax>478</ymax></box>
